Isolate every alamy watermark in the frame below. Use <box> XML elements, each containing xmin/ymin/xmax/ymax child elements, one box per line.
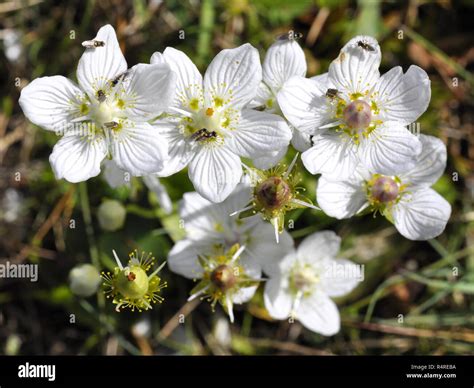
<box><xmin>0</xmin><ymin>261</ymin><xmax>38</xmax><ymax>282</ymax></box>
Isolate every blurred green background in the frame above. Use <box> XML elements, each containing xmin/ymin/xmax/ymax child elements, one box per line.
<box><xmin>0</xmin><ymin>0</ymin><xmax>473</xmax><ymax>355</ymax></box>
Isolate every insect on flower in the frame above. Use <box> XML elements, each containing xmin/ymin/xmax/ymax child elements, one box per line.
<box><xmin>325</xmin><ymin>88</ymin><xmax>340</xmax><ymax>100</ymax></box>
<box><xmin>81</xmin><ymin>40</ymin><xmax>105</xmax><ymax>48</ymax></box>
<box><xmin>357</xmin><ymin>40</ymin><xmax>375</xmax><ymax>51</ymax></box>
<box><xmin>189</xmin><ymin>128</ymin><xmax>218</xmax><ymax>142</ymax></box>
<box><xmin>276</xmin><ymin>30</ymin><xmax>303</xmax><ymax>41</ymax></box>
<box><xmin>102</xmin><ymin>249</ymin><xmax>167</xmax><ymax>312</ymax></box>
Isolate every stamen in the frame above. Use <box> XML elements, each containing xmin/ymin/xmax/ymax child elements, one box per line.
<box><xmin>272</xmin><ymin>217</ymin><xmax>280</xmax><ymax>244</ymax></box>
<box><xmin>231</xmin><ymin>245</ymin><xmax>246</xmax><ymax>263</ymax></box>
<box><xmin>283</xmin><ymin>153</ymin><xmax>299</xmax><ymax>179</ymax></box>
<box><xmin>226</xmin><ymin>298</ymin><xmax>235</xmax><ymax>323</ymax></box>
<box><xmin>112</xmin><ymin>249</ymin><xmax>123</xmax><ymax>270</ymax></box>
<box><xmin>229</xmin><ymin>205</ymin><xmax>254</xmax><ymax>217</ymax></box>
<box><xmin>291</xmin><ymin>198</ymin><xmax>320</xmax><ymax>210</ymax></box>
<box><xmin>188</xmin><ymin>285</ymin><xmax>210</xmax><ymax>301</ymax></box>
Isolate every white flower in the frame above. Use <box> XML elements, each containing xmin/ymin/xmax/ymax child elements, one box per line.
<box><xmin>264</xmin><ymin>231</ymin><xmax>359</xmax><ymax>335</ymax></box>
<box><xmin>248</xmin><ymin>37</ymin><xmax>311</xmax><ymax>168</ymax></box>
<box><xmin>317</xmin><ymin>135</ymin><xmax>451</xmax><ymax>240</ymax></box>
<box><xmin>19</xmin><ymin>25</ymin><xmax>176</xmax><ymax>183</ymax></box>
<box><xmin>168</xmin><ymin>183</ymin><xmax>294</xmax><ymax>299</ymax></box>
<box><xmin>278</xmin><ymin>35</ymin><xmax>430</xmax><ymax>179</ymax></box>
<box><xmin>150</xmin><ymin>44</ymin><xmax>292</xmax><ymax>203</ymax></box>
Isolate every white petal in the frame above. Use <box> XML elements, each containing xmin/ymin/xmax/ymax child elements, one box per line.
<box><xmin>142</xmin><ymin>175</ymin><xmax>173</xmax><ymax>214</ymax></box>
<box><xmin>297</xmin><ymin>291</ymin><xmax>340</xmax><ymax>336</ymax></box>
<box><xmin>400</xmin><ymin>134</ymin><xmax>447</xmax><ymax>188</ymax></box>
<box><xmin>297</xmin><ymin>230</ymin><xmax>341</xmax><ymax>262</ymax></box>
<box><xmin>110</xmin><ymin>121</ymin><xmax>168</xmax><ymax>176</ymax></box>
<box><xmin>204</xmin><ymin>43</ymin><xmax>261</xmax><ymax>109</ymax></box>
<box><xmin>49</xmin><ymin>132</ymin><xmax>107</xmax><ymax>183</ymax></box>
<box><xmin>217</xmin><ymin>182</ymin><xmax>253</xmax><ymax>218</ymax></box>
<box><xmin>328</xmin><ymin>35</ymin><xmax>381</xmax><ymax>95</ymax></box>
<box><xmin>180</xmin><ymin>191</ymin><xmax>224</xmax><ymax>242</ymax></box>
<box><xmin>291</xmin><ymin>128</ymin><xmax>312</xmax><ymax>152</ymax></box>
<box><xmin>161</xmin><ymin>47</ymin><xmax>204</xmax><ymax>109</ymax></box>
<box><xmin>252</xmin><ymin>146</ymin><xmax>287</xmax><ymax>170</ymax></box>
<box><xmin>277</xmin><ymin>75</ymin><xmax>330</xmax><ymax>134</ymax></box>
<box><xmin>374</xmin><ymin>65</ymin><xmax>430</xmax><ymax>125</ymax></box>
<box><xmin>188</xmin><ymin>145</ymin><xmax>243</xmax><ymax>203</ymax></box>
<box><xmin>248</xmin><ymin>82</ymin><xmax>274</xmax><ymax>111</ymax></box>
<box><xmin>77</xmin><ymin>25</ymin><xmax>127</xmax><ymax>98</ymax></box>
<box><xmin>393</xmin><ymin>188</ymin><xmax>451</xmax><ymax>241</ymax></box>
<box><xmin>264</xmin><ymin>275</ymin><xmax>292</xmax><ymax>320</ymax></box>
<box><xmin>317</xmin><ymin>174</ymin><xmax>367</xmax><ymax>219</ymax></box>
<box><xmin>248</xmin><ymin>224</ymin><xmax>294</xmax><ymax>276</ymax></box>
<box><xmin>153</xmin><ymin>120</ymin><xmax>193</xmax><ymax>177</ymax></box>
<box><xmin>19</xmin><ymin>76</ymin><xmax>85</xmax><ymax>132</ymax></box>
<box><xmin>360</xmin><ymin>122</ymin><xmax>422</xmax><ymax>176</ymax></box>
<box><xmin>229</xmin><ymin>109</ymin><xmax>292</xmax><ymax>158</ymax></box>
<box><xmin>122</xmin><ymin>63</ymin><xmax>177</xmax><ymax>120</ymax></box>
<box><xmin>302</xmin><ymin>131</ymin><xmax>359</xmax><ymax>179</ymax></box>
<box><xmin>263</xmin><ymin>40</ymin><xmax>306</xmax><ymax>92</ymax></box>
<box><xmin>103</xmin><ymin>159</ymin><xmax>130</xmax><ymax>188</ymax></box>
<box><xmin>321</xmin><ymin>258</ymin><xmax>361</xmax><ymax>297</ymax></box>
<box><xmin>167</xmin><ymin>239</ymin><xmax>204</xmax><ymax>279</ymax></box>
<box><xmin>232</xmin><ymin>285</ymin><xmax>259</xmax><ymax>304</ymax></box>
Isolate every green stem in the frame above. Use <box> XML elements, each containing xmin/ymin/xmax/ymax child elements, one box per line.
<box><xmin>197</xmin><ymin>0</ymin><xmax>215</xmax><ymax>67</ymax></box>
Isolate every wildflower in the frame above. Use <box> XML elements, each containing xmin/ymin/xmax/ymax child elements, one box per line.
<box><xmin>188</xmin><ymin>244</ymin><xmax>261</xmax><ymax>322</ymax></box>
<box><xmin>168</xmin><ymin>183</ymin><xmax>293</xmax><ymax>276</ymax></box>
<box><xmin>102</xmin><ymin>250</ymin><xmax>167</xmax><ymax>312</ymax></box>
<box><xmin>248</xmin><ymin>36</ymin><xmax>311</xmax><ymax>168</ymax></box>
<box><xmin>150</xmin><ymin>44</ymin><xmax>292</xmax><ymax>202</ymax></box>
<box><xmin>317</xmin><ymin>135</ymin><xmax>451</xmax><ymax>240</ymax></box>
<box><xmin>231</xmin><ymin>154</ymin><xmax>318</xmax><ymax>243</ymax></box>
<box><xmin>278</xmin><ymin>35</ymin><xmax>430</xmax><ymax>179</ymax></box>
<box><xmin>19</xmin><ymin>25</ymin><xmax>176</xmax><ymax>182</ymax></box>
<box><xmin>264</xmin><ymin>231</ymin><xmax>360</xmax><ymax>335</ymax></box>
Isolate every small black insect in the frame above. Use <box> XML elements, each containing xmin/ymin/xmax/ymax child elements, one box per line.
<box><xmin>276</xmin><ymin>30</ymin><xmax>303</xmax><ymax>42</ymax></box>
<box><xmin>110</xmin><ymin>71</ymin><xmax>129</xmax><ymax>87</ymax></box>
<box><xmin>357</xmin><ymin>40</ymin><xmax>375</xmax><ymax>52</ymax></box>
<box><xmin>325</xmin><ymin>88</ymin><xmax>340</xmax><ymax>99</ymax></box>
<box><xmin>103</xmin><ymin>121</ymin><xmax>119</xmax><ymax>130</ymax></box>
<box><xmin>82</xmin><ymin>40</ymin><xmax>105</xmax><ymax>48</ymax></box>
<box><xmin>190</xmin><ymin>128</ymin><xmax>217</xmax><ymax>142</ymax></box>
<box><xmin>97</xmin><ymin>90</ymin><xmax>106</xmax><ymax>103</ymax></box>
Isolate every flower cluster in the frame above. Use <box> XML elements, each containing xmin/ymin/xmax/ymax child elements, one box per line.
<box><xmin>20</xmin><ymin>25</ymin><xmax>452</xmax><ymax>335</ymax></box>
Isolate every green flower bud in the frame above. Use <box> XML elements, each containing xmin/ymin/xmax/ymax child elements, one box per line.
<box><xmin>97</xmin><ymin>199</ymin><xmax>126</xmax><ymax>231</ymax></box>
<box><xmin>256</xmin><ymin>177</ymin><xmax>291</xmax><ymax>211</ymax></box>
<box><xmin>115</xmin><ymin>265</ymin><xmax>149</xmax><ymax>299</ymax></box>
<box><xmin>69</xmin><ymin>264</ymin><xmax>101</xmax><ymax>297</ymax></box>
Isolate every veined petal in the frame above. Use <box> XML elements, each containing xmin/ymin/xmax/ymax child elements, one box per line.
<box><xmin>317</xmin><ymin>175</ymin><xmax>367</xmax><ymax>219</ymax></box>
<box><xmin>180</xmin><ymin>191</ymin><xmax>224</xmax><ymax>242</ymax></box>
<box><xmin>277</xmin><ymin>75</ymin><xmax>330</xmax><ymax>134</ymax></box>
<box><xmin>400</xmin><ymin>134</ymin><xmax>447</xmax><ymax>189</ymax></box>
<box><xmin>297</xmin><ymin>291</ymin><xmax>340</xmax><ymax>336</ymax></box>
<box><xmin>142</xmin><ymin>175</ymin><xmax>173</xmax><ymax>214</ymax></box>
<box><xmin>160</xmin><ymin>47</ymin><xmax>203</xmax><ymax>109</ymax></box>
<box><xmin>373</xmin><ymin>65</ymin><xmax>431</xmax><ymax>125</ymax></box>
<box><xmin>122</xmin><ymin>63</ymin><xmax>176</xmax><ymax>120</ymax></box>
<box><xmin>103</xmin><ymin>159</ymin><xmax>130</xmax><ymax>188</ymax></box>
<box><xmin>248</xmin><ymin>82</ymin><xmax>274</xmax><ymax>111</ymax></box>
<box><xmin>49</xmin><ymin>132</ymin><xmax>107</xmax><ymax>183</ymax></box>
<box><xmin>152</xmin><ymin>120</ymin><xmax>193</xmax><ymax>177</ymax></box>
<box><xmin>302</xmin><ymin>131</ymin><xmax>359</xmax><ymax>179</ymax></box>
<box><xmin>110</xmin><ymin>121</ymin><xmax>168</xmax><ymax>176</ymax></box>
<box><xmin>291</xmin><ymin>128</ymin><xmax>312</xmax><ymax>152</ymax></box>
<box><xmin>217</xmin><ymin>182</ymin><xmax>253</xmax><ymax>219</ymax></box>
<box><xmin>264</xmin><ymin>275</ymin><xmax>292</xmax><ymax>320</ymax></box>
<box><xmin>167</xmin><ymin>239</ymin><xmax>205</xmax><ymax>279</ymax></box>
<box><xmin>19</xmin><ymin>76</ymin><xmax>85</xmax><ymax>132</ymax></box>
<box><xmin>252</xmin><ymin>146</ymin><xmax>287</xmax><ymax>170</ymax></box>
<box><xmin>188</xmin><ymin>144</ymin><xmax>243</xmax><ymax>203</ymax></box>
<box><xmin>204</xmin><ymin>43</ymin><xmax>262</xmax><ymax>110</ymax></box>
<box><xmin>297</xmin><ymin>231</ymin><xmax>341</xmax><ymax>262</ymax></box>
<box><xmin>77</xmin><ymin>25</ymin><xmax>127</xmax><ymax>98</ymax></box>
<box><xmin>360</xmin><ymin>122</ymin><xmax>422</xmax><ymax>176</ymax></box>
<box><xmin>328</xmin><ymin>35</ymin><xmax>381</xmax><ymax>95</ymax></box>
<box><xmin>229</xmin><ymin>109</ymin><xmax>291</xmax><ymax>158</ymax></box>
<box><xmin>248</xmin><ymin>223</ymin><xmax>294</xmax><ymax>275</ymax></box>
<box><xmin>321</xmin><ymin>258</ymin><xmax>361</xmax><ymax>297</ymax></box>
<box><xmin>392</xmin><ymin>188</ymin><xmax>451</xmax><ymax>241</ymax></box>
<box><xmin>233</xmin><ymin>285</ymin><xmax>259</xmax><ymax>304</ymax></box>
<box><xmin>263</xmin><ymin>40</ymin><xmax>306</xmax><ymax>92</ymax></box>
